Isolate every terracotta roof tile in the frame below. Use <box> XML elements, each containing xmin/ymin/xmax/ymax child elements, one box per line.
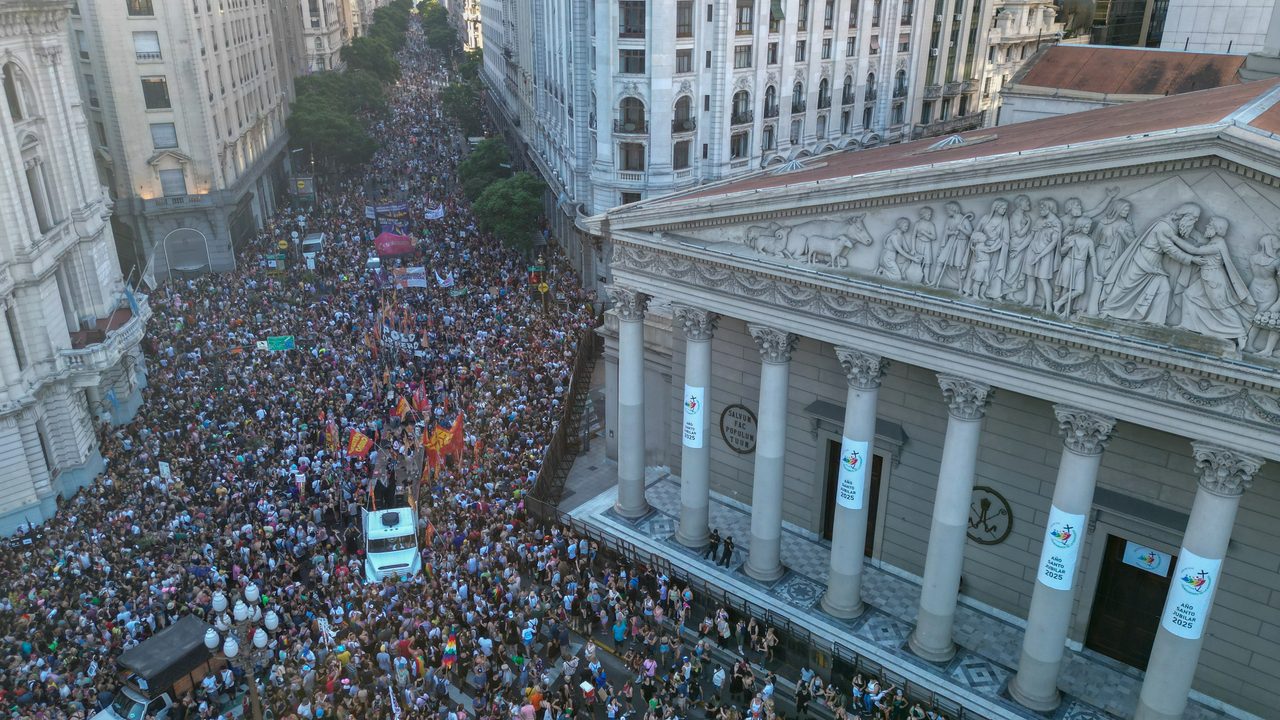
<box><xmin>1016</xmin><ymin>45</ymin><xmax>1245</xmax><ymax>97</ymax></box>
<box><xmin>671</xmin><ymin>79</ymin><xmax>1280</xmax><ymax>203</ymax></box>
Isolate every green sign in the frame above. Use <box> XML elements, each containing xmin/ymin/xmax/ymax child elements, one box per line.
<box><xmin>266</xmin><ymin>335</ymin><xmax>295</xmax><ymax>351</ymax></box>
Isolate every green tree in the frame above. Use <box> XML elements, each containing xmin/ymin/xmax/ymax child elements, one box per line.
<box><xmin>458</xmin><ymin>48</ymin><xmax>482</xmax><ymax>81</ymax></box>
<box><xmin>440</xmin><ymin>80</ymin><xmax>485</xmax><ymax>137</ymax></box>
<box><xmin>342</xmin><ymin>37</ymin><xmax>400</xmax><ymax>81</ymax></box>
<box><xmin>287</xmin><ymin>101</ymin><xmax>377</xmax><ymax>169</ymax></box>
<box><xmin>473</xmin><ymin>173</ymin><xmax>546</xmax><ymax>250</ymax></box>
<box><xmin>295</xmin><ymin>70</ymin><xmax>386</xmax><ymax>116</ymax></box>
<box><xmin>457</xmin><ymin>138</ymin><xmax>511</xmax><ymax>200</ymax></box>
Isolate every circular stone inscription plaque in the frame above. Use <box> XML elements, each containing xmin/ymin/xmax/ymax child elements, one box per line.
<box><xmin>719</xmin><ymin>403</ymin><xmax>758</xmax><ymax>454</ymax></box>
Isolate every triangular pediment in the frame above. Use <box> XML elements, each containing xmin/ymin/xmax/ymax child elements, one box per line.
<box><xmin>146</xmin><ymin>149</ymin><xmax>192</xmax><ymax>168</ymax></box>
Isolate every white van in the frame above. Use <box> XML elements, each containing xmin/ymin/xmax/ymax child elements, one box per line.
<box><xmin>361</xmin><ymin>506</ymin><xmax>421</xmax><ymax>582</ymax></box>
<box><xmin>300</xmin><ymin>232</ymin><xmax>326</xmax><ymax>270</ymax></box>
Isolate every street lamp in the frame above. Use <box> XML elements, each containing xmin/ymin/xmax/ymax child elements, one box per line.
<box><xmin>204</xmin><ymin>585</ymin><xmax>279</xmax><ymax>720</ymax></box>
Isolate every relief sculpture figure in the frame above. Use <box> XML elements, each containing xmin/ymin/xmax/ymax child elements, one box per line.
<box><xmin>1099</xmin><ymin>203</ymin><xmax>1202</xmax><ymax>325</ymax></box>
<box><xmin>1176</xmin><ymin>217</ymin><xmax>1255</xmax><ymax>353</ymax></box>
<box><xmin>1086</xmin><ymin>199</ymin><xmax>1136</xmax><ymax>314</ymax></box>
<box><xmin>1022</xmin><ymin>198</ymin><xmax>1063</xmax><ymax>312</ymax></box>
<box><xmin>965</xmin><ymin>199</ymin><xmax>1011</xmax><ymax>299</ymax></box>
<box><xmin>912</xmin><ymin>207</ymin><xmax>938</xmax><ymax>285</ymax></box>
<box><xmin>1002</xmin><ymin>195</ymin><xmax>1033</xmax><ymax>298</ymax></box>
<box><xmin>1246</xmin><ymin>234</ymin><xmax>1280</xmax><ymax>357</ymax></box>
<box><xmin>876</xmin><ymin>217</ymin><xmax>922</xmax><ymax>281</ymax></box>
<box><xmin>1053</xmin><ymin>217</ymin><xmax>1101</xmax><ymax>316</ymax></box>
<box><xmin>806</xmin><ymin>213</ymin><xmax>874</xmax><ymax>267</ymax></box>
<box><xmin>759</xmin><ymin>214</ymin><xmax>871</xmax><ymax>264</ymax></box>
<box><xmin>930</xmin><ymin>201</ymin><xmax>974</xmax><ymax>288</ymax></box>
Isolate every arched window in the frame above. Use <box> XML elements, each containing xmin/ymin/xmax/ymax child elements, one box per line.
<box><xmin>673</xmin><ymin>95</ymin><xmax>693</xmax><ymax>131</ymax></box>
<box><xmin>893</xmin><ymin>69</ymin><xmax>907</xmax><ymax>98</ymax></box>
<box><xmin>842</xmin><ymin>75</ymin><xmax>853</xmax><ymax>104</ymax></box>
<box><xmin>3</xmin><ymin>63</ymin><xmax>29</xmax><ymax>121</ymax></box>
<box><xmin>618</xmin><ymin>96</ymin><xmax>646</xmax><ymax>132</ymax></box>
<box><xmin>792</xmin><ymin>81</ymin><xmax>805</xmax><ymax>112</ymax></box>
<box><xmin>764</xmin><ymin>85</ymin><xmax>777</xmax><ymax>117</ymax></box>
<box><xmin>865</xmin><ymin>72</ymin><xmax>877</xmax><ymax>102</ymax></box>
<box><xmin>732</xmin><ymin>90</ymin><xmax>750</xmax><ymax>116</ymax></box>
<box><xmin>816</xmin><ymin>114</ymin><xmax>827</xmax><ymax>138</ymax></box>
<box><xmin>817</xmin><ymin>78</ymin><xmax>830</xmax><ymax>109</ymax></box>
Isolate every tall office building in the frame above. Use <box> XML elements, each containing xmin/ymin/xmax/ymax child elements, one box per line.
<box><xmin>69</xmin><ymin>0</ymin><xmax>304</xmax><ymax>280</ymax></box>
<box><xmin>303</xmin><ymin>0</ymin><xmax>355</xmax><ymax>71</ymax></box>
<box><xmin>0</xmin><ymin>0</ymin><xmax>150</xmax><ymax>534</ymax></box>
<box><xmin>478</xmin><ymin>0</ymin><xmax>1059</xmax><ymax>290</ymax></box>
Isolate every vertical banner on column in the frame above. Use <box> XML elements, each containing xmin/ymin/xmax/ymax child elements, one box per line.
<box><xmin>682</xmin><ymin>385</ymin><xmax>705</xmax><ymax>448</ymax></box>
<box><xmin>1036</xmin><ymin>506</ymin><xmax>1087</xmax><ymax>590</ymax></box>
<box><xmin>836</xmin><ymin>437</ymin><xmax>869</xmax><ymax>509</ymax></box>
<box><xmin>1160</xmin><ymin>548</ymin><xmax>1221</xmax><ymax>639</ymax></box>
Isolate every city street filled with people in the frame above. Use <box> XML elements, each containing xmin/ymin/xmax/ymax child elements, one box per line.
<box><xmin>0</xmin><ymin>17</ymin><xmax>942</xmax><ymax>720</ymax></box>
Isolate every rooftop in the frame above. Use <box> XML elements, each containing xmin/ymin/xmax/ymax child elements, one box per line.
<box><xmin>1014</xmin><ymin>44</ymin><xmax>1245</xmax><ymax>97</ymax></box>
<box><xmin>666</xmin><ymin>78</ymin><xmax>1280</xmax><ymax>204</ymax></box>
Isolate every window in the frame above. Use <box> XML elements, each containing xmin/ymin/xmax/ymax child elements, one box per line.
<box><xmin>893</xmin><ymin>69</ymin><xmax>907</xmax><ymax>98</ymax></box>
<box><xmin>673</xmin><ymin>96</ymin><xmax>694</xmax><ymax>131</ymax></box>
<box><xmin>676</xmin><ymin>1</ymin><xmax>694</xmax><ymax>36</ymax></box>
<box><xmin>824</xmin><ymin>0</ymin><xmax>835</xmax><ymax>28</ymax></box>
<box><xmin>865</xmin><ymin>72</ymin><xmax>876</xmax><ymax>101</ymax></box>
<box><xmin>732</xmin><ymin>90</ymin><xmax>751</xmax><ymax>124</ymax></box>
<box><xmin>817</xmin><ymin>78</ymin><xmax>830</xmax><ymax>108</ymax></box>
<box><xmin>127</xmin><ymin>0</ymin><xmax>154</xmax><ymax>16</ymax></box>
<box><xmin>870</xmin><ymin>34</ymin><xmax>880</xmax><ymax>54</ymax></box>
<box><xmin>76</xmin><ymin>30</ymin><xmax>89</xmax><ymax>60</ymax></box>
<box><xmin>619</xmin><ymin>49</ymin><xmax>645</xmax><ymax>74</ymax></box>
<box><xmin>841</xmin><ymin>109</ymin><xmax>851</xmax><ymax>132</ymax></box>
<box><xmin>872</xmin><ymin>0</ymin><xmax>882</xmax><ymax>25</ymax></box>
<box><xmin>704</xmin><ymin>94</ymin><xmax>710</xmax><ymax>111</ymax></box>
<box><xmin>702</xmin><ymin>143</ymin><xmax>708</xmax><ymax>159</ymax></box>
<box><xmin>673</xmin><ymin>140</ymin><xmax>691</xmax><ymax>169</ymax></box>
<box><xmin>891</xmin><ymin>103</ymin><xmax>904</xmax><ymax>125</ymax></box>
<box><xmin>621</xmin><ymin>192</ymin><xmax>642</xmax><ymax>204</ymax></box>
<box><xmin>133</xmin><ymin>31</ymin><xmax>162</xmax><ymax>61</ymax></box>
<box><xmin>898</xmin><ymin>32</ymin><xmax>910</xmax><ymax>52</ymax></box>
<box><xmin>705</xmin><ymin>50</ymin><xmax>712</xmax><ymax>69</ymax></box>
<box><xmin>767</xmin><ymin>42</ymin><xmax>779</xmax><ymax>64</ymax></box>
<box><xmin>83</xmin><ymin>74</ymin><xmax>99</xmax><ymax>108</ymax></box>
<box><xmin>816</xmin><ymin>114</ymin><xmax>827</xmax><ymax>138</ymax></box>
<box><xmin>4</xmin><ymin>307</ymin><xmax>25</xmax><ymax>371</ymax></box>
<box><xmin>619</xmin><ymin>1</ymin><xmax>645</xmax><ymax>37</ymax></box>
<box><xmin>849</xmin><ymin>0</ymin><xmax>859</xmax><ymax>27</ymax></box>
<box><xmin>3</xmin><ymin>63</ymin><xmax>26</xmax><ymax>120</ymax></box>
<box><xmin>789</xmin><ymin>118</ymin><xmax>801</xmax><ymax>143</ymax></box>
<box><xmin>901</xmin><ymin>0</ymin><xmax>913</xmax><ymax>23</ymax></box>
<box><xmin>797</xmin><ymin>0</ymin><xmax>808</xmax><ymax>30</ymax></box>
<box><xmin>141</xmin><ymin>76</ymin><xmax>170</xmax><ymax>109</ymax></box>
<box><xmin>791</xmin><ymin>81</ymin><xmax>805</xmax><ymax>112</ymax></box>
<box><xmin>619</xmin><ymin>143</ymin><xmax>645</xmax><ymax>171</ymax></box>
<box><xmin>159</xmin><ymin>168</ymin><xmax>186</xmax><ymax>197</ymax></box>
<box><xmin>618</xmin><ymin>96</ymin><xmax>646</xmax><ymax>131</ymax></box>
<box><xmin>735</xmin><ymin>0</ymin><xmax>753</xmax><ymax>33</ymax></box>
<box><xmin>795</xmin><ymin>40</ymin><xmax>806</xmax><ymax>61</ymax></box>
<box><xmin>847</xmin><ymin>37</ymin><xmax>857</xmax><ymax>56</ymax></box>
<box><xmin>734</xmin><ymin>45</ymin><xmax>752</xmax><ymax>68</ymax></box>
<box><xmin>730</xmin><ymin>131</ymin><xmax>749</xmax><ymax>159</ymax></box>
<box><xmin>863</xmin><ymin>104</ymin><xmax>872</xmax><ymax>127</ymax></box>
<box><xmin>842</xmin><ymin>75</ymin><xmax>853</xmax><ymax>103</ymax></box>
<box><xmin>762</xmin><ymin>124</ymin><xmax>775</xmax><ymax>150</ymax></box>
<box><xmin>821</xmin><ymin>38</ymin><xmax>832</xmax><ymax>59</ymax></box>
<box><xmin>921</xmin><ymin>100</ymin><xmax>933</xmax><ymax>124</ymax></box>
<box><xmin>150</xmin><ymin>122</ymin><xmax>177</xmax><ymax>148</ymax></box>
<box><xmin>95</xmin><ymin>121</ymin><xmax>107</xmax><ymax>146</ymax></box>
<box><xmin>676</xmin><ymin>49</ymin><xmax>693</xmax><ymax>73</ymax></box>
<box><xmin>25</xmin><ymin>162</ymin><xmax>52</xmax><ymax>232</ymax></box>
<box><xmin>764</xmin><ymin>85</ymin><xmax>778</xmax><ymax>116</ymax></box>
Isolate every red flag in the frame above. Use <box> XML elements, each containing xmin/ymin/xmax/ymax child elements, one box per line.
<box><xmin>446</xmin><ymin>413</ymin><xmax>465</xmax><ymax>460</ymax></box>
<box><xmin>391</xmin><ymin>396</ymin><xmax>410</xmax><ymax>419</ymax></box>
<box><xmin>347</xmin><ymin>429</ymin><xmax>374</xmax><ymax>458</ymax></box>
<box><xmin>412</xmin><ymin>384</ymin><xmax>429</xmax><ymax>412</ymax></box>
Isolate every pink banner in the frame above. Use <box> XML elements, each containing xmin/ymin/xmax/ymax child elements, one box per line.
<box><xmin>374</xmin><ymin>232</ymin><xmax>414</xmax><ymax>256</ymax></box>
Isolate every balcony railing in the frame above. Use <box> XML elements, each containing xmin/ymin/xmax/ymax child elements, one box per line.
<box><xmin>943</xmin><ymin>81</ymin><xmax>963</xmax><ymax>96</ymax></box>
<box><xmin>817</xmin><ymin>97</ymin><xmax>831</xmax><ymax>109</ymax></box>
<box><xmin>731</xmin><ymin>110</ymin><xmax>753</xmax><ymax>125</ymax></box>
<box><xmin>764</xmin><ymin>105</ymin><xmax>779</xmax><ymax>118</ymax></box>
<box><xmin>135</xmin><ymin>51</ymin><xmax>162</xmax><ymax>61</ymax></box>
<box><xmin>924</xmin><ymin>84</ymin><xmax>941</xmax><ymax>100</ymax></box>
<box><xmin>60</xmin><ymin>293</ymin><xmax>151</xmax><ymax>378</ymax></box>
<box><xmin>916</xmin><ymin>110</ymin><xmax>987</xmax><ymax>138</ymax></box>
<box><xmin>672</xmin><ymin>117</ymin><xmax>697</xmax><ymax>133</ymax></box>
<box><xmin>618</xmin><ymin>170</ymin><xmax>645</xmax><ymax>181</ymax></box>
<box><xmin>791</xmin><ymin>100</ymin><xmax>806</xmax><ymax>113</ymax></box>
<box><xmin>613</xmin><ymin>119</ymin><xmax>649</xmax><ymax>134</ymax></box>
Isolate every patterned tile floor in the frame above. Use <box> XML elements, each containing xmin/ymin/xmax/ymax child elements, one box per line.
<box><xmin>564</xmin><ymin>458</ymin><xmax>1233</xmax><ymax>720</ymax></box>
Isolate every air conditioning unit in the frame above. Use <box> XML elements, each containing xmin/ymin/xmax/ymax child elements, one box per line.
<box><xmin>930</xmin><ymin>48</ymin><xmax>939</xmax><ymax>56</ymax></box>
<box><xmin>953</xmin><ymin>13</ymin><xmax>962</xmax><ymax>21</ymax></box>
<box><xmin>934</xmin><ymin>14</ymin><xmax>943</xmax><ymax>21</ymax></box>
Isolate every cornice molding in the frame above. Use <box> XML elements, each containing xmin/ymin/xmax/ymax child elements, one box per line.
<box><xmin>611</xmin><ymin>241</ymin><xmax>1280</xmax><ymax>448</ymax></box>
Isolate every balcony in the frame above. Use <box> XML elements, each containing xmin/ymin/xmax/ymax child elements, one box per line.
<box><xmin>613</xmin><ymin>119</ymin><xmax>649</xmax><ymax>135</ymax></box>
<box><xmin>672</xmin><ymin>117</ymin><xmax>697</xmax><ymax>133</ymax></box>
<box><xmin>943</xmin><ymin>81</ymin><xmax>964</xmax><ymax>96</ymax></box>
<box><xmin>924</xmin><ymin>84</ymin><xmax>941</xmax><ymax>100</ymax></box>
<box><xmin>915</xmin><ymin>110</ymin><xmax>987</xmax><ymax>138</ymax></box>
<box><xmin>791</xmin><ymin>100</ymin><xmax>806</xmax><ymax>113</ymax></box>
<box><xmin>142</xmin><ymin>194</ymin><xmax>215</xmax><ymax>213</ymax></box>
<box><xmin>764</xmin><ymin>105</ymin><xmax>779</xmax><ymax>118</ymax></box>
<box><xmin>618</xmin><ymin>170</ymin><xmax>645</xmax><ymax>182</ymax></box>
<box><xmin>135</xmin><ymin>51</ymin><xmax>162</xmax><ymax>62</ymax></box>
<box><xmin>731</xmin><ymin>110</ymin><xmax>753</xmax><ymax>125</ymax></box>
<box><xmin>61</xmin><ymin>293</ymin><xmax>151</xmax><ymax>382</ymax></box>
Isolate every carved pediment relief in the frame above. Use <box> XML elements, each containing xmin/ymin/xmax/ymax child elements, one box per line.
<box><xmin>661</xmin><ymin>168</ymin><xmax>1280</xmax><ymax>360</ymax></box>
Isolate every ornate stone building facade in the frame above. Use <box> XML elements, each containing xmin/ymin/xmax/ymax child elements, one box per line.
<box><xmin>0</xmin><ymin>0</ymin><xmax>149</xmax><ymax>534</ymax></box>
<box><xmin>586</xmin><ymin>80</ymin><xmax>1280</xmax><ymax>718</ymax></box>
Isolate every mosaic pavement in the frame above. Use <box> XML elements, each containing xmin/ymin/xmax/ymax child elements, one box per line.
<box><xmin>567</xmin><ymin>464</ymin><xmax>1235</xmax><ymax>720</ymax></box>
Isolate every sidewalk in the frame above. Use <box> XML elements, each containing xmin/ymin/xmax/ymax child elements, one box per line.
<box><xmin>560</xmin><ymin>446</ymin><xmax>1231</xmax><ymax>720</ymax></box>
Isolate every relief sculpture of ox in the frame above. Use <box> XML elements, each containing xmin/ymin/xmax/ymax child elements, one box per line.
<box><xmin>749</xmin><ymin>214</ymin><xmax>873</xmax><ymax>267</ymax></box>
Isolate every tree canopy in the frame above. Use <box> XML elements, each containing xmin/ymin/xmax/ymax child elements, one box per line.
<box><xmin>440</xmin><ymin>80</ymin><xmax>486</xmax><ymax>138</ymax></box>
<box><xmin>417</xmin><ymin>1</ymin><xmax>458</xmax><ymax>52</ymax></box>
<box><xmin>473</xmin><ymin>173</ymin><xmax>546</xmax><ymax>250</ymax></box>
<box><xmin>342</xmin><ymin>37</ymin><xmax>400</xmax><ymax>81</ymax></box>
<box><xmin>457</xmin><ymin>138</ymin><xmax>511</xmax><ymax>200</ymax></box>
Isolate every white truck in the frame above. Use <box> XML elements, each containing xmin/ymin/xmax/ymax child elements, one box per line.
<box><xmin>361</xmin><ymin>505</ymin><xmax>422</xmax><ymax>582</ymax></box>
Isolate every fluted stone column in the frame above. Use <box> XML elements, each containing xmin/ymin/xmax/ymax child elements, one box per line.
<box><xmin>908</xmin><ymin>375</ymin><xmax>993</xmax><ymax>662</ymax></box>
<box><xmin>745</xmin><ymin>324</ymin><xmax>798</xmax><ymax>582</ymax></box>
<box><xmin>820</xmin><ymin>348</ymin><xmax>887</xmax><ymax>618</ymax></box>
<box><xmin>1135</xmin><ymin>443</ymin><xmax>1264</xmax><ymax>720</ymax></box>
<box><xmin>1009</xmin><ymin>407</ymin><xmax>1117</xmax><ymax>711</ymax></box>
<box><xmin>674</xmin><ymin>306</ymin><xmax>719</xmax><ymax>549</ymax></box>
<box><xmin>610</xmin><ymin>287</ymin><xmax>650</xmax><ymax>518</ymax></box>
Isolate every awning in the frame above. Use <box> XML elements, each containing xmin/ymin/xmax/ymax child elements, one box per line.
<box><xmin>771</xmin><ymin>0</ymin><xmax>785</xmax><ymax>20</ymax></box>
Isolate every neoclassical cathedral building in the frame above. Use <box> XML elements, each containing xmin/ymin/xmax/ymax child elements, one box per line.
<box><xmin>585</xmin><ymin>79</ymin><xmax>1280</xmax><ymax>719</ymax></box>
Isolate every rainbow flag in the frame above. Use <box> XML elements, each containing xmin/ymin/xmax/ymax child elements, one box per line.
<box><xmin>442</xmin><ymin>633</ymin><xmax>458</xmax><ymax>669</ymax></box>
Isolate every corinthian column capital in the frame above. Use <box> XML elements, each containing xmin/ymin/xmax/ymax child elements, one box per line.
<box><xmin>607</xmin><ymin>286</ymin><xmax>649</xmax><ymax>322</ymax></box>
<box><xmin>673</xmin><ymin>305</ymin><xmax>719</xmax><ymax>342</ymax></box>
<box><xmin>747</xmin><ymin>323</ymin><xmax>798</xmax><ymax>364</ymax></box>
<box><xmin>937</xmin><ymin>374</ymin><xmax>993</xmax><ymax>420</ymax></box>
<box><xmin>1191</xmin><ymin>441</ymin><xmax>1263</xmax><ymax>497</ymax></box>
<box><xmin>1053</xmin><ymin>405</ymin><xmax>1116</xmax><ymax>456</ymax></box>
<box><xmin>834</xmin><ymin>347</ymin><xmax>888</xmax><ymax>389</ymax></box>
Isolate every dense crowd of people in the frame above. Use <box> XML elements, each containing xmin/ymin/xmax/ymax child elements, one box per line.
<box><xmin>0</xmin><ymin>17</ymin><xmax>949</xmax><ymax>720</ymax></box>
